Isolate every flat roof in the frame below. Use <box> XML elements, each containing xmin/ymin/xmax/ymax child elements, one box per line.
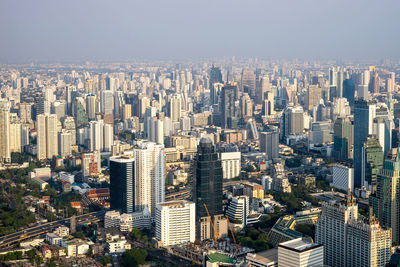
<box><xmin>207</xmin><ymin>253</ymin><xmax>235</xmax><ymax>264</ymax></box>
<box><xmin>247</xmin><ymin>248</ymin><xmax>278</xmax><ymax>264</ymax></box>
<box><xmin>278</xmin><ymin>238</ymin><xmax>322</xmax><ymax>252</ymax></box>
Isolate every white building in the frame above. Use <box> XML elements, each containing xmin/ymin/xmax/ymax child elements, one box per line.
<box><xmin>120</xmin><ymin>208</ymin><xmax>152</xmax><ymax>232</ymax></box>
<box><xmin>332</xmin><ymin>164</ymin><xmax>354</xmax><ymax>192</ymax></box>
<box><xmin>37</xmin><ymin>113</ymin><xmax>58</xmax><ymax>160</ymax></box>
<box><xmin>54</xmin><ymin>226</ymin><xmax>69</xmax><ymax>238</ymax></box>
<box><xmin>105</xmin><ymin>210</ymin><xmax>121</xmax><ymax>228</ymax></box>
<box><xmin>155</xmin><ymin>200</ymin><xmax>195</xmax><ymax>247</ymax></box>
<box><xmin>132</xmin><ymin>142</ymin><xmax>165</xmax><ymax>217</ymax></box>
<box><xmin>107</xmin><ymin>235</ymin><xmax>131</xmax><ymax>254</ymax></box>
<box><xmin>0</xmin><ymin>100</ymin><xmax>11</xmax><ymax>162</ymax></box>
<box><xmin>226</xmin><ymin>195</ymin><xmax>249</xmax><ymax>226</ymax></box>
<box><xmin>89</xmin><ymin>120</ymin><xmax>113</xmax><ymax>152</ymax></box>
<box><xmin>221</xmin><ymin>152</ymin><xmax>241</xmax><ymax>179</ymax></box>
<box><xmin>278</xmin><ymin>238</ymin><xmax>323</xmax><ymax>267</ymax></box>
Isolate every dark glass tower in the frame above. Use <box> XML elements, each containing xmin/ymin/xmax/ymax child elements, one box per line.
<box><xmin>193</xmin><ymin>138</ymin><xmax>223</xmax><ymax>220</ymax></box>
<box><xmin>343</xmin><ymin>79</ymin><xmax>355</xmax><ymax>106</ymax></box>
<box><xmin>221</xmin><ymin>84</ymin><xmax>239</xmax><ymax>129</ymax></box>
<box><xmin>209</xmin><ymin>66</ymin><xmax>223</xmax><ymax>89</ymax></box>
<box><xmin>333</xmin><ymin>117</ymin><xmax>353</xmax><ymax>160</ymax></box>
<box><xmin>109</xmin><ymin>156</ymin><xmax>135</xmax><ymax>213</ymax></box>
<box><xmin>354</xmin><ymin>99</ymin><xmax>375</xmax><ymax>188</ymax></box>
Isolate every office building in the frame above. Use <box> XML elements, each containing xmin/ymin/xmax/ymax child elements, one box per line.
<box><xmin>194</xmin><ymin>138</ymin><xmax>223</xmax><ymax>240</ymax></box>
<box><xmin>109</xmin><ymin>156</ymin><xmax>135</xmax><ymax>213</ymax></box>
<box><xmin>221</xmin><ymin>83</ymin><xmax>239</xmax><ymax>129</ymax></box>
<box><xmin>220</xmin><ymin>152</ymin><xmax>241</xmax><ymax>179</ymax></box>
<box><xmin>282</xmin><ymin>106</ymin><xmax>304</xmax><ymax>139</ymax></box>
<box><xmin>362</xmin><ymin>135</ymin><xmax>383</xmax><ymax>192</ymax></box>
<box><xmin>82</xmin><ymin>151</ymin><xmax>101</xmax><ymax>177</ymax></box>
<box><xmin>260</xmin><ymin>131</ymin><xmax>279</xmax><ymax>160</ymax></box>
<box><xmin>277</xmin><ymin>238</ymin><xmax>323</xmax><ymax>267</ymax></box>
<box><xmin>305</xmin><ymin>85</ymin><xmax>322</xmax><ymax>111</ymax></box>
<box><xmin>155</xmin><ymin>200</ymin><xmax>195</xmax><ymax>247</ymax></box>
<box><xmin>100</xmin><ymin>90</ymin><xmax>114</xmax><ymax>115</ymax></box>
<box><xmin>86</xmin><ymin>94</ymin><xmax>96</xmax><ymax>120</ymax></box>
<box><xmin>354</xmin><ymin>99</ymin><xmax>376</xmax><ymax>188</ymax></box>
<box><xmin>333</xmin><ymin>117</ymin><xmax>353</xmax><ymax>160</ymax></box>
<box><xmin>242</xmin><ymin>68</ymin><xmax>256</xmax><ymax>97</ymax></box>
<box><xmin>262</xmin><ymin>91</ymin><xmax>275</xmax><ymax>116</ymax></box>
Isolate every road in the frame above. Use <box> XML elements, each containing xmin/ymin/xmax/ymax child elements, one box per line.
<box><xmin>0</xmin><ymin>210</ymin><xmax>105</xmax><ymax>248</ymax></box>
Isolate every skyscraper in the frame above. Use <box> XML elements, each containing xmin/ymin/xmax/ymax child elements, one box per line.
<box><xmin>370</xmin><ymin>148</ymin><xmax>400</xmax><ymax>243</ymax></box>
<box><xmin>362</xmin><ymin>135</ymin><xmax>383</xmax><ymax>192</ymax></box>
<box><xmin>0</xmin><ymin>100</ymin><xmax>10</xmax><ymax>162</ymax></box>
<box><xmin>9</xmin><ymin>113</ymin><xmax>21</xmax><ymax>153</ymax></box>
<box><xmin>260</xmin><ymin>131</ymin><xmax>279</xmax><ymax>160</ymax></box>
<box><xmin>169</xmin><ymin>94</ymin><xmax>182</xmax><ymax>122</ymax></box>
<box><xmin>86</xmin><ymin>94</ymin><xmax>96</xmax><ymax>120</ymax></box>
<box><xmin>36</xmin><ymin>113</ymin><xmax>58</xmax><ymax>160</ymax></box>
<box><xmin>221</xmin><ymin>83</ymin><xmax>239</xmax><ymax>129</ymax></box>
<box><xmin>333</xmin><ymin>117</ymin><xmax>353</xmax><ymax>160</ymax></box>
<box><xmin>281</xmin><ymin>106</ymin><xmax>304</xmax><ymax>139</ymax></box>
<box><xmin>305</xmin><ymin>85</ymin><xmax>322</xmax><ymax>111</ymax></box>
<box><xmin>316</xmin><ymin>191</ymin><xmax>391</xmax><ymax>267</ymax></box>
<box><xmin>193</xmin><ymin>138</ymin><xmax>223</xmax><ymax>239</ymax></box>
<box><xmin>241</xmin><ymin>68</ymin><xmax>256</xmax><ymax>98</ymax></box>
<box><xmin>109</xmin><ymin>156</ymin><xmax>135</xmax><ymax>213</ymax></box>
<box><xmin>354</xmin><ymin>99</ymin><xmax>376</xmax><ymax>188</ymax></box>
<box><xmin>132</xmin><ymin>142</ymin><xmax>165</xmax><ymax>217</ymax></box>
<box><xmin>209</xmin><ymin>66</ymin><xmax>223</xmax><ymax>89</ymax></box>
<box><xmin>343</xmin><ymin>79</ymin><xmax>355</xmax><ymax>106</ymax></box>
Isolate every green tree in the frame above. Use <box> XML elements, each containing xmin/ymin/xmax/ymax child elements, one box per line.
<box><xmin>101</xmin><ymin>255</ymin><xmax>111</xmax><ymax>265</ymax></box>
<box><xmin>130</xmin><ymin>227</ymin><xmax>142</xmax><ymax>241</ymax></box>
<box><xmin>121</xmin><ymin>248</ymin><xmax>147</xmax><ymax>267</ymax></box>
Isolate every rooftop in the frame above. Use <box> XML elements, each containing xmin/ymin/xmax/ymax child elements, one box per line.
<box><xmin>207</xmin><ymin>252</ymin><xmax>235</xmax><ymax>264</ymax></box>
<box><xmin>278</xmin><ymin>238</ymin><xmax>321</xmax><ymax>252</ymax></box>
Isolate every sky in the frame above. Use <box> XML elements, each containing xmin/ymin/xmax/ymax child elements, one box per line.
<box><xmin>0</xmin><ymin>0</ymin><xmax>399</xmax><ymax>62</ymax></box>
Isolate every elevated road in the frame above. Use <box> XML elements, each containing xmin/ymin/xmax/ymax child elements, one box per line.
<box><xmin>0</xmin><ymin>211</ymin><xmax>105</xmax><ymax>248</ymax></box>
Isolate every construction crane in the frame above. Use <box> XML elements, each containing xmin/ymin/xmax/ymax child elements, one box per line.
<box><xmin>226</xmin><ymin>216</ymin><xmax>239</xmax><ymax>257</ymax></box>
<box><xmin>203</xmin><ymin>203</ymin><xmax>219</xmax><ymax>246</ymax></box>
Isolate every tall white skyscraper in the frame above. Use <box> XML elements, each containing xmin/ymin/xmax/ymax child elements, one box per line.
<box><xmin>36</xmin><ymin>113</ymin><xmax>58</xmax><ymax>160</ymax></box>
<box><xmin>100</xmin><ymin>90</ymin><xmax>114</xmax><ymax>115</ymax></box>
<box><xmin>132</xmin><ymin>142</ymin><xmax>165</xmax><ymax>217</ymax></box>
<box><xmin>169</xmin><ymin>94</ymin><xmax>182</xmax><ymax>122</ymax></box>
<box><xmin>0</xmin><ymin>100</ymin><xmax>10</xmax><ymax>162</ymax></box>
<box><xmin>155</xmin><ymin>200</ymin><xmax>195</xmax><ymax>247</ymax></box>
<box><xmin>86</xmin><ymin>94</ymin><xmax>96</xmax><ymax>120</ymax></box>
<box><xmin>9</xmin><ymin>113</ymin><xmax>21</xmax><ymax>153</ymax></box>
<box><xmin>58</xmin><ymin>130</ymin><xmax>72</xmax><ymax>157</ymax></box>
<box><xmin>89</xmin><ymin>120</ymin><xmax>113</xmax><ymax>152</ymax></box>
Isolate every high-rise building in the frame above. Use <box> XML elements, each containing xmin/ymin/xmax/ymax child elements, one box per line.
<box><xmin>316</xmin><ymin>192</ymin><xmax>358</xmax><ymax>267</ymax></box>
<box><xmin>36</xmin><ymin>114</ymin><xmax>58</xmax><ymax>160</ymax></box>
<box><xmin>58</xmin><ymin>130</ymin><xmax>72</xmax><ymax>157</ymax></box>
<box><xmin>262</xmin><ymin>91</ymin><xmax>275</xmax><ymax>116</ymax></box>
<box><xmin>362</xmin><ymin>136</ymin><xmax>383</xmax><ymax>192</ymax></box>
<box><xmin>332</xmin><ymin>164</ymin><xmax>354</xmax><ymax>192</ymax></box>
<box><xmin>109</xmin><ymin>156</ymin><xmax>135</xmax><ymax>213</ymax></box>
<box><xmin>132</xmin><ymin>142</ymin><xmax>165</xmax><ymax>217</ymax></box>
<box><xmin>305</xmin><ymin>85</ymin><xmax>322</xmax><ymax>111</ymax></box>
<box><xmin>86</xmin><ymin>94</ymin><xmax>96</xmax><ymax>120</ymax></box>
<box><xmin>209</xmin><ymin>66</ymin><xmax>223</xmax><ymax>90</ymax></box>
<box><xmin>169</xmin><ymin>94</ymin><xmax>182</xmax><ymax>122</ymax></box>
<box><xmin>193</xmin><ymin>138</ymin><xmax>223</xmax><ymax>240</ymax></box>
<box><xmin>9</xmin><ymin>113</ymin><xmax>21</xmax><ymax>153</ymax></box>
<box><xmin>0</xmin><ymin>100</ymin><xmax>10</xmax><ymax>162</ymax></box>
<box><xmin>240</xmin><ymin>93</ymin><xmax>253</xmax><ymax>119</ymax></box>
<box><xmin>316</xmin><ymin>192</ymin><xmax>391</xmax><ymax>267</ymax></box>
<box><xmin>155</xmin><ymin>200</ymin><xmax>195</xmax><ymax>247</ymax></box>
<box><xmin>89</xmin><ymin>120</ymin><xmax>113</xmax><ymax>152</ymax></box>
<box><xmin>369</xmin><ymin>148</ymin><xmax>400</xmax><ymax>243</ymax></box>
<box><xmin>333</xmin><ymin>117</ymin><xmax>353</xmax><ymax>160</ymax></box>
<box><xmin>282</xmin><ymin>106</ymin><xmax>304</xmax><ymax>139</ymax></box>
<box><xmin>226</xmin><ymin>195</ymin><xmax>249</xmax><ymax>226</ymax></box>
<box><xmin>221</xmin><ymin>83</ymin><xmax>239</xmax><ymax>129</ymax></box>
<box><xmin>343</xmin><ymin>79</ymin><xmax>355</xmax><ymax>106</ymax></box>
<box><xmin>19</xmin><ymin>103</ymin><xmax>33</xmax><ymax>124</ymax></box>
<box><xmin>354</xmin><ymin>99</ymin><xmax>376</xmax><ymax>188</ymax></box>
<box><xmin>346</xmin><ymin>215</ymin><xmax>391</xmax><ymax>267</ymax></box>
<box><xmin>220</xmin><ymin>152</ymin><xmax>241</xmax><ymax>179</ymax></box>
<box><xmin>82</xmin><ymin>151</ymin><xmax>101</xmax><ymax>177</ymax></box>
<box><xmin>241</xmin><ymin>68</ymin><xmax>256</xmax><ymax>98</ymax></box>
<box><xmin>260</xmin><ymin>131</ymin><xmax>279</xmax><ymax>160</ymax></box>
<box><xmin>100</xmin><ymin>90</ymin><xmax>114</xmax><ymax>115</ymax></box>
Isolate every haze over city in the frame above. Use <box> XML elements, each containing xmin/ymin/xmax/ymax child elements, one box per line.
<box><xmin>1</xmin><ymin>0</ymin><xmax>400</xmax><ymax>62</ymax></box>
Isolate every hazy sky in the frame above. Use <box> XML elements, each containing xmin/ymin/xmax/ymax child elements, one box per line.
<box><xmin>1</xmin><ymin>0</ymin><xmax>399</xmax><ymax>62</ymax></box>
